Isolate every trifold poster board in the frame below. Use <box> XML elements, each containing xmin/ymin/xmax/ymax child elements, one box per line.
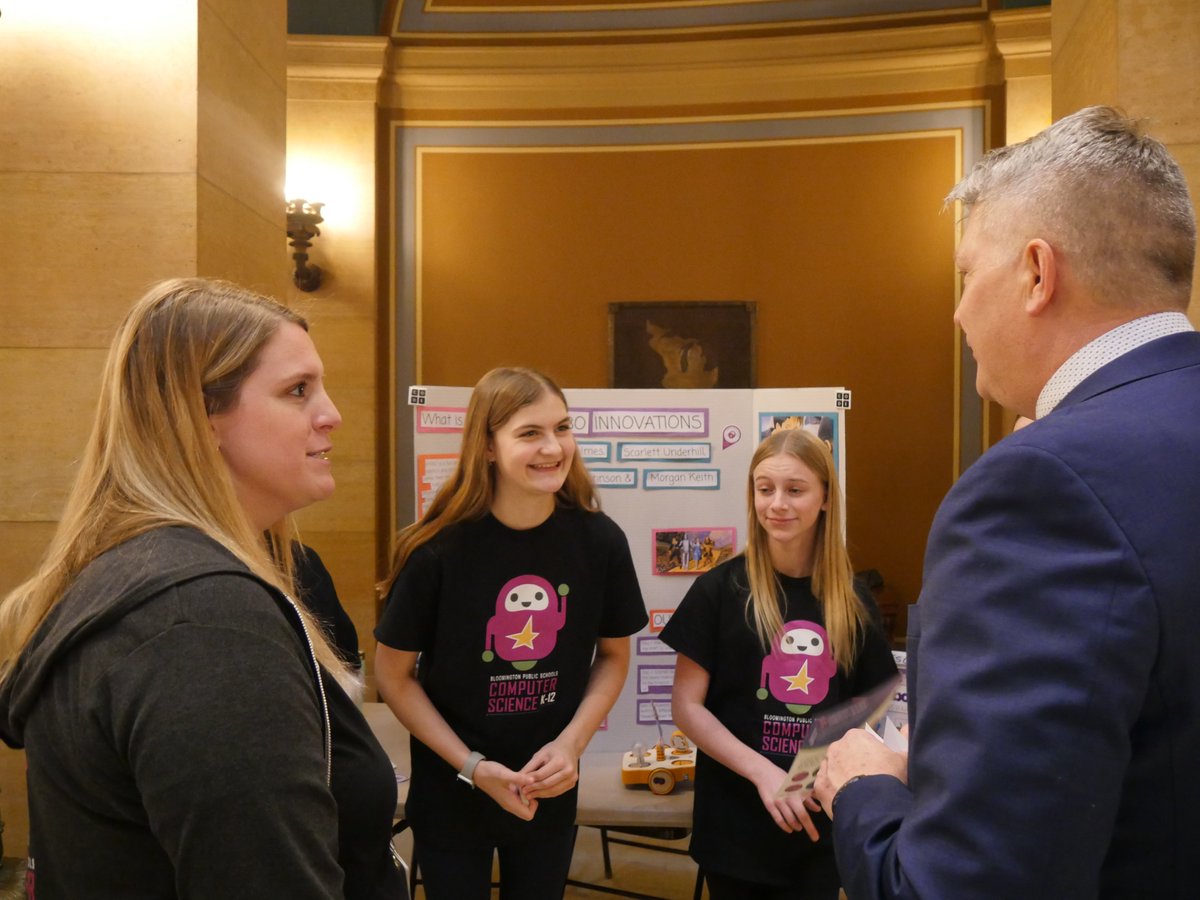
<box><xmin>405</xmin><ymin>385</ymin><xmax>850</xmax><ymax>752</ymax></box>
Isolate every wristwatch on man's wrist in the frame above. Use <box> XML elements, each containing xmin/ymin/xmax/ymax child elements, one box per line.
<box><xmin>830</xmin><ymin>774</ymin><xmax>867</xmax><ymax>815</ymax></box>
<box><xmin>457</xmin><ymin>751</ymin><xmax>486</xmax><ymax>788</ymax></box>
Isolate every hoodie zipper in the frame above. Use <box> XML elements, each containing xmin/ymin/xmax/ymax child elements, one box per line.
<box><xmin>281</xmin><ymin>593</ymin><xmax>332</xmax><ymax>787</ymax></box>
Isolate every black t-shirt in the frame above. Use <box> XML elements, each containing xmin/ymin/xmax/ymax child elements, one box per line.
<box><xmin>375</xmin><ymin>506</ymin><xmax>647</xmax><ymax>845</ymax></box>
<box><xmin>325</xmin><ymin>672</ymin><xmax>407</xmax><ymax>899</ymax></box>
<box><xmin>294</xmin><ymin>543</ymin><xmax>361</xmax><ymax>669</ymax></box>
<box><xmin>659</xmin><ymin>556</ymin><xmax>897</xmax><ymax>885</ymax></box>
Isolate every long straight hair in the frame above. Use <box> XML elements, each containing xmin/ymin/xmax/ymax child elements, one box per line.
<box><xmin>742</xmin><ymin>428</ymin><xmax>868</xmax><ymax>672</ymax></box>
<box><xmin>381</xmin><ymin>367</ymin><xmax>598</xmax><ymax>592</ymax></box>
<box><xmin>0</xmin><ymin>278</ymin><xmax>348</xmax><ymax>685</ymax></box>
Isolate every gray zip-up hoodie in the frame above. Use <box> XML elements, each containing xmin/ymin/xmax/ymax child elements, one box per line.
<box><xmin>0</xmin><ymin>526</ymin><xmax>346</xmax><ymax>899</ymax></box>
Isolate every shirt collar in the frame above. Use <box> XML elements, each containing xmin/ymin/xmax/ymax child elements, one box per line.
<box><xmin>1035</xmin><ymin>312</ymin><xmax>1194</xmax><ymax>419</ymax></box>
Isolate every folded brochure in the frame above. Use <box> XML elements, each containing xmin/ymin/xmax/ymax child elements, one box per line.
<box><xmin>776</xmin><ymin>673</ymin><xmax>902</xmax><ymax>798</ymax></box>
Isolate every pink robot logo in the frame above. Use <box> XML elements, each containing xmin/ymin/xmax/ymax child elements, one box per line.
<box><xmin>755</xmin><ymin>619</ymin><xmax>837</xmax><ymax>714</ymax></box>
<box><xmin>481</xmin><ymin>574</ymin><xmax>568</xmax><ymax>671</ymax></box>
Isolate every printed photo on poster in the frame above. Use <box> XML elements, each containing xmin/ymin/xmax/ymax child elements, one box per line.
<box><xmin>652</xmin><ymin>527</ymin><xmax>736</xmax><ymax>575</ymax></box>
<box><xmin>759</xmin><ymin>412</ymin><xmax>838</xmax><ymax>460</ymax></box>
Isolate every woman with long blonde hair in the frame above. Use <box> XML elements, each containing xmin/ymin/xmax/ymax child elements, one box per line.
<box><xmin>375</xmin><ymin>367</ymin><xmax>647</xmax><ymax>900</ymax></box>
<box><xmin>0</xmin><ymin>278</ymin><xmax>406</xmax><ymax>899</ymax></box>
<box><xmin>662</xmin><ymin>427</ymin><xmax>896</xmax><ymax>899</ymax></box>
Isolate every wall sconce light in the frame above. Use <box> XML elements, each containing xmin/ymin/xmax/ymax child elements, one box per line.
<box><xmin>286</xmin><ymin>199</ymin><xmax>324</xmax><ymax>291</ymax></box>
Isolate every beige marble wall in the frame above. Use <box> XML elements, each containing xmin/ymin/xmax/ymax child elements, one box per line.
<box><xmin>991</xmin><ymin>7</ymin><xmax>1052</xmax><ymax>438</ymax></box>
<box><xmin>198</xmin><ymin>0</ymin><xmax>290</xmax><ymax>296</ymax></box>
<box><xmin>1053</xmin><ymin>0</ymin><xmax>1200</xmax><ymax>323</ymax></box>
<box><xmin>286</xmin><ymin>37</ymin><xmax>389</xmax><ymax>693</ymax></box>
<box><xmin>994</xmin><ymin>8</ymin><xmax>1052</xmax><ymax>145</ymax></box>
<box><xmin>0</xmin><ymin>0</ymin><xmax>287</xmax><ymax>859</ymax></box>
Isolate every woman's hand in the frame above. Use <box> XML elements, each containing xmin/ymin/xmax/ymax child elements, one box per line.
<box><xmin>377</xmin><ymin>646</ymin><xmax>537</xmax><ymax>820</ymax></box>
<box><xmin>749</xmin><ymin>756</ymin><xmax>820</xmax><ymax>841</ymax></box>
<box><xmin>672</xmin><ymin>653</ymin><xmax>820</xmax><ymax>839</ymax></box>
<box><xmin>474</xmin><ymin>759</ymin><xmax>538</xmax><ymax>821</ymax></box>
<box><xmin>518</xmin><ymin>739</ymin><xmax>580</xmax><ymax>801</ymax></box>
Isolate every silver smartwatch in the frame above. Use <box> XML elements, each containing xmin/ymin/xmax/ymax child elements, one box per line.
<box><xmin>457</xmin><ymin>751</ymin><xmax>486</xmax><ymax>788</ymax></box>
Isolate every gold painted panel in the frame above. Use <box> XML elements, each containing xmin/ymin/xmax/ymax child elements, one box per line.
<box><xmin>414</xmin><ymin>134</ymin><xmax>958</xmax><ymax>611</ymax></box>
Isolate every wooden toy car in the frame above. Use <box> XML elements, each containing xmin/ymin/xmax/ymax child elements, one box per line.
<box><xmin>621</xmin><ymin>730</ymin><xmax>697</xmax><ymax>795</ymax></box>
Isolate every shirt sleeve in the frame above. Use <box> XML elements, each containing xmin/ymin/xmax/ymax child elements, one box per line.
<box><xmin>851</xmin><ymin>583</ymin><xmax>899</xmax><ymax>694</ymax></box>
<box><xmin>102</xmin><ymin>576</ymin><xmax>345</xmax><ymax>900</ymax></box>
<box><xmin>374</xmin><ymin>540</ymin><xmax>443</xmax><ymax>651</ymax></box>
<box><xmin>597</xmin><ymin>513</ymin><xmax>649</xmax><ymax>638</ymax></box>
<box><xmin>659</xmin><ymin>567</ymin><xmax>725</xmax><ymax>672</ymax></box>
<box><xmin>293</xmin><ymin>542</ymin><xmax>361</xmax><ymax>667</ymax></box>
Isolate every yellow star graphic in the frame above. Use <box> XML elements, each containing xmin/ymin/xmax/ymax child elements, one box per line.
<box><xmin>781</xmin><ymin>660</ymin><xmax>814</xmax><ymax>694</ymax></box>
<box><xmin>507</xmin><ymin>615</ymin><xmax>540</xmax><ymax>650</ymax></box>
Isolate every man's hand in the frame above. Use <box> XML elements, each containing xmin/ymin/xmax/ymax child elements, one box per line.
<box><xmin>813</xmin><ymin>728</ymin><xmax>908</xmax><ymax>817</ymax></box>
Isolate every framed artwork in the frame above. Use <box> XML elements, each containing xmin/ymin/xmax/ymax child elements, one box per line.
<box><xmin>609</xmin><ymin>301</ymin><xmax>757</xmax><ymax>389</ymax></box>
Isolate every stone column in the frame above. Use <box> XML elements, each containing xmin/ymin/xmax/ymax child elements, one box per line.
<box><xmin>1052</xmin><ymin>0</ymin><xmax>1200</xmax><ymax>321</ymax></box>
<box><xmin>0</xmin><ymin>0</ymin><xmax>288</xmax><ymax>857</ymax></box>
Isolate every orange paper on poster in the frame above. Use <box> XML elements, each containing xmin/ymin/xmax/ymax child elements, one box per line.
<box><xmin>647</xmin><ymin>609</ymin><xmax>674</xmax><ymax>633</ymax></box>
<box><xmin>417</xmin><ymin>453</ymin><xmax>458</xmax><ymax>518</ymax></box>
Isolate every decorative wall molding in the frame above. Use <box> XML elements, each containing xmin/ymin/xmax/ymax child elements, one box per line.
<box><xmin>387</xmin><ymin>0</ymin><xmax>989</xmax><ymax>42</ymax></box>
<box><xmin>381</xmin><ymin>21</ymin><xmax>999</xmax><ymax>111</ymax></box>
<box><xmin>991</xmin><ymin>7</ymin><xmax>1051</xmax><ymax>79</ymax></box>
<box><xmin>287</xmin><ymin>36</ymin><xmax>390</xmax><ymax>100</ymax></box>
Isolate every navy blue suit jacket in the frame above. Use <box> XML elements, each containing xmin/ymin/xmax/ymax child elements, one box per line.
<box><xmin>833</xmin><ymin>331</ymin><xmax>1200</xmax><ymax>899</ymax></box>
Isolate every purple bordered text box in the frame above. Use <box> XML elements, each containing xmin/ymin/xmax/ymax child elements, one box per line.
<box><xmin>617</xmin><ymin>441</ymin><xmax>711</xmax><ymax>463</ymax></box>
<box><xmin>574</xmin><ymin>408</ymin><xmax>709</xmax><ymax>438</ymax></box>
<box><xmin>576</xmin><ymin>440</ymin><xmax>612</xmax><ymax>462</ymax></box>
<box><xmin>637</xmin><ymin>635</ymin><xmax>675</xmax><ymax>656</ymax></box>
<box><xmin>637</xmin><ymin>664</ymin><xmax>675</xmax><ymax>695</ymax></box>
<box><xmin>642</xmin><ymin>468</ymin><xmax>720</xmax><ymax>490</ymax></box>
<box><xmin>589</xmin><ymin>468</ymin><xmax>638</xmax><ymax>488</ymax></box>
<box><xmin>637</xmin><ymin>698</ymin><xmax>674</xmax><ymax>726</ymax></box>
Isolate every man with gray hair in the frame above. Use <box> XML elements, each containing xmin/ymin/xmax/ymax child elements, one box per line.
<box><xmin>812</xmin><ymin>106</ymin><xmax>1199</xmax><ymax>898</ymax></box>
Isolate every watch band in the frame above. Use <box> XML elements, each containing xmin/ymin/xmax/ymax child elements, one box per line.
<box><xmin>830</xmin><ymin>774</ymin><xmax>867</xmax><ymax>815</ymax></box>
<box><xmin>457</xmin><ymin>750</ymin><xmax>486</xmax><ymax>788</ymax></box>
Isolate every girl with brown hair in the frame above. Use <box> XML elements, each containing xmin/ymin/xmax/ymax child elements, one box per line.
<box><xmin>375</xmin><ymin>366</ymin><xmax>647</xmax><ymax>899</ymax></box>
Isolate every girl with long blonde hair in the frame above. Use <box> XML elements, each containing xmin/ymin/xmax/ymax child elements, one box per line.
<box><xmin>375</xmin><ymin>366</ymin><xmax>647</xmax><ymax>900</ymax></box>
<box><xmin>662</xmin><ymin>427</ymin><xmax>896</xmax><ymax>899</ymax></box>
<box><xmin>0</xmin><ymin>278</ymin><xmax>406</xmax><ymax>899</ymax></box>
